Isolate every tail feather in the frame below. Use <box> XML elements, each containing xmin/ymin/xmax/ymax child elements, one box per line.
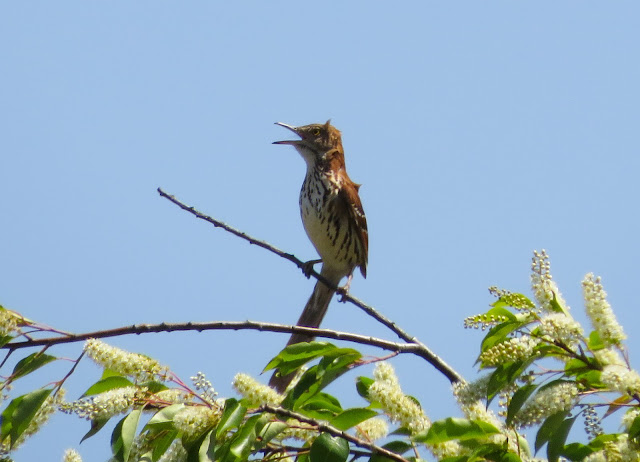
<box><xmin>268</xmin><ymin>276</ymin><xmax>339</xmax><ymax>392</ymax></box>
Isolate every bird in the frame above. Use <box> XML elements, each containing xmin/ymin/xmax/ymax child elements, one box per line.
<box><xmin>269</xmin><ymin>120</ymin><xmax>368</xmax><ymax>392</ymax></box>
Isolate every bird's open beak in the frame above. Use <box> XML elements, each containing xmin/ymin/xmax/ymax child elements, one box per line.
<box><xmin>273</xmin><ymin>122</ymin><xmax>301</xmax><ymax>145</ymax></box>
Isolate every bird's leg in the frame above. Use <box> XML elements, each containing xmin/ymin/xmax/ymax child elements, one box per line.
<box><xmin>336</xmin><ymin>273</ymin><xmax>354</xmax><ymax>302</ymax></box>
<box><xmin>301</xmin><ymin>259</ymin><xmax>322</xmax><ymax>278</ymax></box>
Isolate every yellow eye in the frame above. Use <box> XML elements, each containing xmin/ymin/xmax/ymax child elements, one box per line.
<box><xmin>313</xmin><ymin>129</ymin><xmax>320</xmax><ymax>136</ymax></box>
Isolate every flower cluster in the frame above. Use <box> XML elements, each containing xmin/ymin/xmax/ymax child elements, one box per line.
<box><xmin>489</xmin><ymin>287</ymin><xmax>536</xmax><ymax>312</ymax></box>
<box><xmin>454</xmin><ymin>379</ymin><xmax>520</xmax><ymax>454</ymax></box>
<box><xmin>530</xmin><ymin>249</ymin><xmax>569</xmax><ymax>313</ymax></box>
<box><xmin>583</xmin><ymin>405</ymin><xmax>603</xmax><ymax>439</ymax></box>
<box><xmin>152</xmin><ymin>389</ymin><xmax>193</xmax><ymax>405</ymax></box>
<box><xmin>0</xmin><ymin>307</ymin><xmax>21</xmax><ymax>337</ymax></box>
<box><xmin>537</xmin><ymin>313</ymin><xmax>583</xmax><ymax>347</ymax></box>
<box><xmin>84</xmin><ymin>339</ymin><xmax>168</xmax><ymax>382</ymax></box>
<box><xmin>157</xmin><ymin>440</ymin><xmax>187</xmax><ymax>462</ymax></box>
<box><xmin>583</xmin><ymin>273</ymin><xmax>626</xmax><ymax>346</ymax></box>
<box><xmin>356</xmin><ymin>417</ymin><xmax>388</xmax><ymax>441</ymax></box>
<box><xmin>601</xmin><ymin>365</ymin><xmax>640</xmax><ymax>395</ymax></box>
<box><xmin>190</xmin><ymin>371</ymin><xmax>219</xmax><ymax>405</ymax></box>
<box><xmin>453</xmin><ymin>374</ymin><xmax>492</xmax><ymax>406</ymax></box>
<box><xmin>63</xmin><ymin>448</ymin><xmax>83</xmax><ymax>462</ymax></box>
<box><xmin>512</xmin><ymin>382</ymin><xmax>579</xmax><ymax>428</ymax></box>
<box><xmin>464</xmin><ymin>312</ymin><xmax>509</xmax><ymax>330</ymax></box>
<box><xmin>583</xmin><ymin>434</ymin><xmax>640</xmax><ymax>462</ymax></box>
<box><xmin>61</xmin><ymin>386</ymin><xmax>144</xmax><ymax>421</ymax></box>
<box><xmin>368</xmin><ymin>363</ymin><xmax>431</xmax><ymax>435</ymax></box>
<box><xmin>479</xmin><ymin>336</ymin><xmax>539</xmax><ymax>366</ymax></box>
<box><xmin>232</xmin><ymin>373</ymin><xmax>283</xmax><ymax>407</ymax></box>
<box><xmin>277</xmin><ymin>418</ymin><xmax>318</xmax><ymax>443</ymax></box>
<box><xmin>173</xmin><ymin>405</ymin><xmax>222</xmax><ymax>441</ymax></box>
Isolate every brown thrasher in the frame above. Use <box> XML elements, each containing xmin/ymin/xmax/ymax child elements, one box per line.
<box><xmin>269</xmin><ymin>120</ymin><xmax>368</xmax><ymax>392</ymax></box>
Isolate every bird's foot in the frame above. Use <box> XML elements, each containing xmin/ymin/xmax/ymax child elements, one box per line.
<box><xmin>301</xmin><ymin>259</ymin><xmax>322</xmax><ymax>278</ymax></box>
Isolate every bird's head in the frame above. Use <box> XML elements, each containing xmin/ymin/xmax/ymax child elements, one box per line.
<box><xmin>273</xmin><ymin>120</ymin><xmax>343</xmax><ymax>165</ymax></box>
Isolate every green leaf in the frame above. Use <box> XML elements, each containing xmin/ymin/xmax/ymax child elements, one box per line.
<box><xmin>548</xmin><ymin>292</ymin><xmax>567</xmax><ymax>315</ymax></box>
<box><xmin>110</xmin><ymin>411</ymin><xmax>141</xmax><ymax>462</ymax></box>
<box><xmin>534</xmin><ymin>411</ymin><xmax>569</xmax><ymax>454</ymax></box>
<box><xmin>505</xmin><ymin>383</ymin><xmax>537</xmax><ymax>427</ymax></box>
<box><xmin>588</xmin><ymin>331</ymin><xmax>605</xmax><ymax>351</ymax></box>
<box><xmin>486</xmin><ymin>361</ymin><xmax>531</xmax><ymax>404</ymax></box>
<box><xmin>0</xmin><ymin>335</ymin><xmax>14</xmax><ymax>349</ymax></box>
<box><xmin>575</xmin><ymin>370</ymin><xmax>604</xmax><ymax>389</ymax></box>
<box><xmin>216</xmin><ymin>399</ymin><xmax>247</xmax><ymax>438</ymax></box>
<box><xmin>150</xmin><ymin>429</ymin><xmax>179</xmax><ymax>461</ymax></box>
<box><xmin>494</xmin><ymin>453</ymin><xmax>523</xmax><ymax>462</ymax></box>
<box><xmin>111</xmin><ymin>416</ymin><xmax>126</xmax><ymax>462</ymax></box>
<box><xmin>369</xmin><ymin>441</ymin><xmax>412</xmax><ymax>462</ymax></box>
<box><xmin>389</xmin><ymin>427</ymin><xmax>411</xmax><ymax>437</ymax></box>
<box><xmin>145</xmin><ymin>403</ymin><xmax>185</xmax><ymax>429</ymax></box>
<box><xmin>212</xmin><ymin>438</ymin><xmax>232</xmax><ymax>462</ymax></box>
<box><xmin>0</xmin><ymin>388</ymin><xmax>52</xmax><ymax>448</ymax></box>
<box><xmin>121</xmin><ymin>410</ymin><xmax>141</xmax><ymax>462</ymax></box>
<box><xmin>319</xmin><ymin>348</ymin><xmax>361</xmax><ymax>375</ymax></box>
<box><xmin>463</xmin><ymin>442</ymin><xmax>524</xmax><ymax>461</ymax></box>
<box><xmin>310</xmin><ymin>433</ymin><xmax>349</xmax><ymax>462</ymax></box>
<box><xmin>256</xmin><ymin>420</ymin><xmax>288</xmax><ymax>448</ymax></box>
<box><xmin>264</xmin><ymin>342</ymin><xmax>339</xmax><ymax>375</ymax></box>
<box><xmin>198</xmin><ymin>429</ymin><xmax>216</xmax><ymax>462</ymax></box>
<box><xmin>356</xmin><ymin>376</ymin><xmax>374</xmax><ymax>399</ymax></box>
<box><xmin>139</xmin><ymin>380</ymin><xmax>168</xmax><ymax>394</ymax></box>
<box><xmin>480</xmin><ymin>321</ymin><xmax>523</xmax><ymax>354</ymax></box>
<box><xmin>10</xmin><ymin>352</ymin><xmax>57</xmax><ymax>380</ymax></box>
<box><xmin>564</xmin><ymin>358</ymin><xmax>590</xmax><ymax>376</ymax></box>
<box><xmin>102</xmin><ymin>368</ymin><xmax>125</xmax><ymax>379</ymax></box>
<box><xmin>229</xmin><ymin>414</ymin><xmax>260</xmax><ymax>459</ymax></box>
<box><xmin>560</xmin><ymin>442</ymin><xmax>594</xmax><ymax>460</ymax></box>
<box><xmin>588</xmin><ymin>433</ymin><xmax>620</xmax><ymax>449</ymax></box>
<box><xmin>330</xmin><ymin>408</ymin><xmax>378</xmax><ymax>431</ymax></box>
<box><xmin>82</xmin><ymin>376</ymin><xmax>135</xmax><ymax>397</ymax></box>
<box><xmin>184</xmin><ymin>429</ymin><xmax>216</xmax><ymax>462</ymax></box>
<box><xmin>285</xmin><ymin>349</ymin><xmax>361</xmax><ymax>409</ymax></box>
<box><xmin>81</xmin><ymin>417</ymin><xmax>110</xmax><ymax>443</ymax></box>
<box><xmin>516</xmin><ymin>433</ymin><xmax>531</xmax><ymax>458</ymax></box>
<box><xmin>485</xmin><ymin>307</ymin><xmax>518</xmax><ymax>322</ymax></box>
<box><xmin>299</xmin><ymin>393</ymin><xmax>343</xmax><ymax>420</ymax></box>
<box><xmin>415</xmin><ymin>418</ymin><xmax>500</xmax><ymax>444</ymax></box>
<box><xmin>629</xmin><ymin>414</ymin><xmax>640</xmax><ymax>442</ymax></box>
<box><xmin>564</xmin><ymin>358</ymin><xmax>605</xmax><ymax>388</ymax></box>
<box><xmin>547</xmin><ymin>416</ymin><xmax>575</xmax><ymax>462</ymax></box>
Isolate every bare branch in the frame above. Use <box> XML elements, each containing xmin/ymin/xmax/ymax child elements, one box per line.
<box><xmin>157</xmin><ymin>188</ymin><xmax>463</xmax><ymax>384</ymax></box>
<box><xmin>2</xmin><ymin>321</ymin><xmax>413</xmax><ymax>353</ymax></box>
<box><xmin>260</xmin><ymin>405</ymin><xmax>410</xmax><ymax>462</ymax></box>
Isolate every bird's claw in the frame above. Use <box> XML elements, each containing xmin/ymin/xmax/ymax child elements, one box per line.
<box><xmin>301</xmin><ymin>259</ymin><xmax>322</xmax><ymax>278</ymax></box>
<box><xmin>336</xmin><ymin>287</ymin><xmax>349</xmax><ymax>302</ymax></box>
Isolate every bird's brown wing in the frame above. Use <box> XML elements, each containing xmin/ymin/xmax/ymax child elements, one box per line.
<box><xmin>337</xmin><ymin>180</ymin><xmax>368</xmax><ymax>278</ymax></box>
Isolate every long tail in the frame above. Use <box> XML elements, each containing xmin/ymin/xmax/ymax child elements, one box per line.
<box><xmin>269</xmin><ymin>270</ymin><xmax>340</xmax><ymax>392</ymax></box>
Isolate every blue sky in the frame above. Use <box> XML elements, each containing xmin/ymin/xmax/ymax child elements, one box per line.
<box><xmin>2</xmin><ymin>2</ymin><xmax>640</xmax><ymax>460</ymax></box>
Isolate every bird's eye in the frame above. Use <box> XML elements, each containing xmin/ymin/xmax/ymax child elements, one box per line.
<box><xmin>313</xmin><ymin>129</ymin><xmax>321</xmax><ymax>136</ymax></box>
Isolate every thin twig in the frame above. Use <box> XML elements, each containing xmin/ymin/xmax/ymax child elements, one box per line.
<box><xmin>157</xmin><ymin>188</ymin><xmax>463</xmax><ymax>384</ymax></box>
<box><xmin>260</xmin><ymin>405</ymin><xmax>410</xmax><ymax>462</ymax></box>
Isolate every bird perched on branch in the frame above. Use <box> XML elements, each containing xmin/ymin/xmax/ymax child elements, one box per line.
<box><xmin>269</xmin><ymin>120</ymin><xmax>368</xmax><ymax>392</ymax></box>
